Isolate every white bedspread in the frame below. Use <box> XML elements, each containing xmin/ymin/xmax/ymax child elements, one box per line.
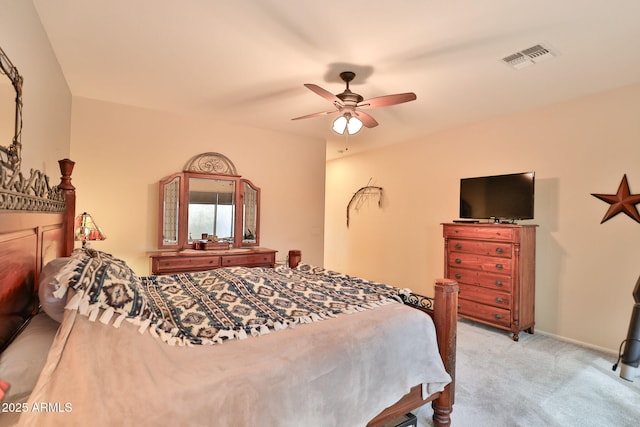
<box><xmin>19</xmin><ymin>302</ymin><xmax>450</xmax><ymax>426</ymax></box>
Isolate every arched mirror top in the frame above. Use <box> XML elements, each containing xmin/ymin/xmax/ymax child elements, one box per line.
<box><xmin>158</xmin><ymin>153</ymin><xmax>261</xmax><ymax>250</ymax></box>
<box><xmin>183</xmin><ymin>152</ymin><xmax>237</xmax><ymax>176</ymax></box>
<box><xmin>0</xmin><ymin>45</ymin><xmax>23</xmax><ymax>172</ymax></box>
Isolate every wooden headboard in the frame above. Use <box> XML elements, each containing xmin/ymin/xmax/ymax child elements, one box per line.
<box><xmin>0</xmin><ymin>159</ymin><xmax>76</xmax><ymax>352</ymax></box>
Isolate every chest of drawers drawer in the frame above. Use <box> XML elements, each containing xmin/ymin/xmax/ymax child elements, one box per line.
<box><xmin>447</xmin><ymin>252</ymin><xmax>512</xmax><ymax>274</ymax></box>
<box><xmin>458</xmin><ymin>299</ymin><xmax>511</xmax><ymax>328</ymax></box>
<box><xmin>458</xmin><ymin>283</ymin><xmax>511</xmax><ymax>309</ymax></box>
<box><xmin>444</xmin><ymin>225</ymin><xmax>515</xmax><ymax>242</ymax></box>
<box><xmin>448</xmin><ymin>238</ymin><xmax>512</xmax><ymax>258</ymax></box>
<box><xmin>448</xmin><ymin>267</ymin><xmax>513</xmax><ymax>292</ymax></box>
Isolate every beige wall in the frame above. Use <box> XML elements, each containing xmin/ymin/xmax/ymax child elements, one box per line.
<box><xmin>326</xmin><ymin>83</ymin><xmax>640</xmax><ymax>352</ymax></box>
<box><xmin>69</xmin><ymin>97</ymin><xmax>326</xmax><ymax>274</ymax></box>
<box><xmin>0</xmin><ymin>0</ymin><xmax>71</xmax><ymax>174</ymax></box>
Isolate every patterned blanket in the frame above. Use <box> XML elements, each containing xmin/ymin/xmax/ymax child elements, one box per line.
<box><xmin>53</xmin><ymin>249</ymin><xmax>408</xmax><ymax>346</ymax></box>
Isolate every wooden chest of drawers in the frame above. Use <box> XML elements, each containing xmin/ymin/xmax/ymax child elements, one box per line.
<box><xmin>149</xmin><ymin>248</ymin><xmax>277</xmax><ymax>275</ymax></box>
<box><xmin>443</xmin><ymin>223</ymin><xmax>537</xmax><ymax>341</ymax></box>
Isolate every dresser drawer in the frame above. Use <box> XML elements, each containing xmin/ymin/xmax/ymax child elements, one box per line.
<box><xmin>459</xmin><ymin>283</ymin><xmax>511</xmax><ymax>309</ymax></box>
<box><xmin>149</xmin><ymin>248</ymin><xmax>278</xmax><ymax>274</ymax></box>
<box><xmin>154</xmin><ymin>255</ymin><xmax>221</xmax><ymax>273</ymax></box>
<box><xmin>448</xmin><ymin>252</ymin><xmax>512</xmax><ymax>273</ymax></box>
<box><xmin>444</xmin><ymin>225</ymin><xmax>515</xmax><ymax>242</ymax></box>
<box><xmin>221</xmin><ymin>252</ymin><xmax>275</xmax><ymax>267</ymax></box>
<box><xmin>449</xmin><ymin>267</ymin><xmax>512</xmax><ymax>292</ymax></box>
<box><xmin>459</xmin><ymin>299</ymin><xmax>511</xmax><ymax>328</ymax></box>
<box><xmin>448</xmin><ymin>238</ymin><xmax>512</xmax><ymax>258</ymax></box>
<box><xmin>448</xmin><ymin>267</ymin><xmax>477</xmax><ymax>285</ymax></box>
<box><xmin>478</xmin><ymin>271</ymin><xmax>512</xmax><ymax>292</ymax></box>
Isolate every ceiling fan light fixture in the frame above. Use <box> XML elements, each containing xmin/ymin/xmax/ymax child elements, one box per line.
<box><xmin>346</xmin><ymin>116</ymin><xmax>363</xmax><ymax>134</ymax></box>
<box><xmin>332</xmin><ymin>115</ymin><xmax>348</xmax><ymax>134</ymax></box>
<box><xmin>332</xmin><ymin>114</ymin><xmax>362</xmax><ymax>135</ymax></box>
<box><xmin>295</xmin><ymin>71</ymin><xmax>415</xmax><ymax>133</ymax></box>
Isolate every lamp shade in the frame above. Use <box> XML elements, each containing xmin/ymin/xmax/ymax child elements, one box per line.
<box><xmin>332</xmin><ymin>115</ymin><xmax>348</xmax><ymax>134</ymax></box>
<box><xmin>332</xmin><ymin>114</ymin><xmax>363</xmax><ymax>135</ymax></box>
<box><xmin>346</xmin><ymin>116</ymin><xmax>363</xmax><ymax>134</ymax></box>
<box><xmin>74</xmin><ymin>212</ymin><xmax>106</xmax><ymax>247</ymax></box>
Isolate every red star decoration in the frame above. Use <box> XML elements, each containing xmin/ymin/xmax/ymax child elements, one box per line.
<box><xmin>591</xmin><ymin>175</ymin><xmax>640</xmax><ymax>223</ymax></box>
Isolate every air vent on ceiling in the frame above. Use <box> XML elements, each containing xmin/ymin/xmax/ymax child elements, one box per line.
<box><xmin>502</xmin><ymin>44</ymin><xmax>555</xmax><ymax>69</ymax></box>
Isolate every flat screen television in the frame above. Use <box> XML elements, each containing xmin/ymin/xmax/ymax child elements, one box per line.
<box><xmin>459</xmin><ymin>172</ymin><xmax>535</xmax><ymax>221</ymax></box>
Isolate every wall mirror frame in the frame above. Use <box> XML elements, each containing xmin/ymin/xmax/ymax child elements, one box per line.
<box><xmin>0</xmin><ymin>45</ymin><xmax>64</xmax><ymax>212</ymax></box>
<box><xmin>0</xmin><ymin>45</ymin><xmax>23</xmax><ymax>173</ymax></box>
<box><xmin>158</xmin><ymin>152</ymin><xmax>261</xmax><ymax>250</ymax></box>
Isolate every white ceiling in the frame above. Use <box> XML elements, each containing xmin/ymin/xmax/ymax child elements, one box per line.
<box><xmin>33</xmin><ymin>0</ymin><xmax>640</xmax><ymax>160</ymax></box>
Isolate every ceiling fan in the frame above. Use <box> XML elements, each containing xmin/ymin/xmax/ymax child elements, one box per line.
<box><xmin>292</xmin><ymin>71</ymin><xmax>417</xmax><ymax>134</ymax></box>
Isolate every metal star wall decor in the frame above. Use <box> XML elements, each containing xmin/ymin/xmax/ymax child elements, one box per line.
<box><xmin>591</xmin><ymin>174</ymin><xmax>640</xmax><ymax>223</ymax></box>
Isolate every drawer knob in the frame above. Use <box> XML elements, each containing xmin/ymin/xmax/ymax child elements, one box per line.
<box><xmin>495</xmin><ymin>280</ymin><xmax>503</xmax><ymax>287</ymax></box>
<box><xmin>494</xmin><ymin>314</ymin><xmax>503</xmax><ymax>320</ymax></box>
<box><xmin>495</xmin><ymin>297</ymin><xmax>503</xmax><ymax>304</ymax></box>
<box><xmin>455</xmin><ymin>273</ymin><xmax>462</xmax><ymax>279</ymax></box>
<box><xmin>455</xmin><ymin>243</ymin><xmax>462</xmax><ymax>250</ymax></box>
<box><xmin>495</xmin><ymin>263</ymin><xmax>503</xmax><ymax>270</ymax></box>
<box><xmin>495</xmin><ymin>247</ymin><xmax>503</xmax><ymax>254</ymax></box>
<box><xmin>455</xmin><ymin>258</ymin><xmax>462</xmax><ymax>264</ymax></box>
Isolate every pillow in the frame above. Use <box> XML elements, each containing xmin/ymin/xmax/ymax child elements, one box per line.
<box><xmin>38</xmin><ymin>257</ymin><xmax>72</xmax><ymax>322</ymax></box>
<box><xmin>53</xmin><ymin>248</ymin><xmax>137</xmax><ymax>297</ymax></box>
<box><xmin>0</xmin><ymin>313</ymin><xmax>59</xmax><ymax>404</ymax></box>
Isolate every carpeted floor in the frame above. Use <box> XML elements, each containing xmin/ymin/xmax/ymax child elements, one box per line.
<box><xmin>416</xmin><ymin>319</ymin><xmax>640</xmax><ymax>427</ymax></box>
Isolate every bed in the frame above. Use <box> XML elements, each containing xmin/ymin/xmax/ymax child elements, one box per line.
<box><xmin>0</xmin><ymin>159</ymin><xmax>458</xmax><ymax>426</ymax></box>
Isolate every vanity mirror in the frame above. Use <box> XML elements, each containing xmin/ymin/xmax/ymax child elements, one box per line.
<box><xmin>158</xmin><ymin>152</ymin><xmax>261</xmax><ymax>250</ymax></box>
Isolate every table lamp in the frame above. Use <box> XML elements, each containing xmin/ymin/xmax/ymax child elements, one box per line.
<box><xmin>74</xmin><ymin>212</ymin><xmax>106</xmax><ymax>248</ymax></box>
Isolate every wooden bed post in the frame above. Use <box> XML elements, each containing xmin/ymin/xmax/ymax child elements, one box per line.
<box><xmin>58</xmin><ymin>159</ymin><xmax>76</xmax><ymax>257</ymax></box>
<box><xmin>288</xmin><ymin>249</ymin><xmax>301</xmax><ymax>268</ymax></box>
<box><xmin>431</xmin><ymin>278</ymin><xmax>458</xmax><ymax>426</ymax></box>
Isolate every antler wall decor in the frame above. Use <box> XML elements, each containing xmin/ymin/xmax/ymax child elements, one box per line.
<box><xmin>346</xmin><ymin>180</ymin><xmax>383</xmax><ymax>227</ymax></box>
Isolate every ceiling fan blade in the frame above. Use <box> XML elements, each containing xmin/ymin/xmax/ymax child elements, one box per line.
<box><xmin>354</xmin><ymin>110</ymin><xmax>378</xmax><ymax>128</ymax></box>
<box><xmin>304</xmin><ymin>84</ymin><xmax>343</xmax><ymax>105</ymax></box>
<box><xmin>291</xmin><ymin>110</ymin><xmax>336</xmax><ymax>121</ymax></box>
<box><xmin>358</xmin><ymin>92</ymin><xmax>417</xmax><ymax>109</ymax></box>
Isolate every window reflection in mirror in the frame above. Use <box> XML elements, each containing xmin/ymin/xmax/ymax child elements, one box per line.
<box><xmin>188</xmin><ymin>178</ymin><xmax>235</xmax><ymax>243</ymax></box>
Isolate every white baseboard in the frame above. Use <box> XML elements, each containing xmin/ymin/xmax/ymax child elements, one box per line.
<box><xmin>536</xmin><ymin>329</ymin><xmax>618</xmax><ymax>355</ymax></box>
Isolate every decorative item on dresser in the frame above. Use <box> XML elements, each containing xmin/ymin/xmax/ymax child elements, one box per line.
<box><xmin>443</xmin><ymin>223</ymin><xmax>537</xmax><ymax>341</ymax></box>
<box><xmin>152</xmin><ymin>152</ymin><xmax>277</xmax><ymax>273</ymax></box>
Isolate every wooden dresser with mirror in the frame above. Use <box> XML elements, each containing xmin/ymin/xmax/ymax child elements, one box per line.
<box><xmin>149</xmin><ymin>152</ymin><xmax>276</xmax><ymax>274</ymax></box>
